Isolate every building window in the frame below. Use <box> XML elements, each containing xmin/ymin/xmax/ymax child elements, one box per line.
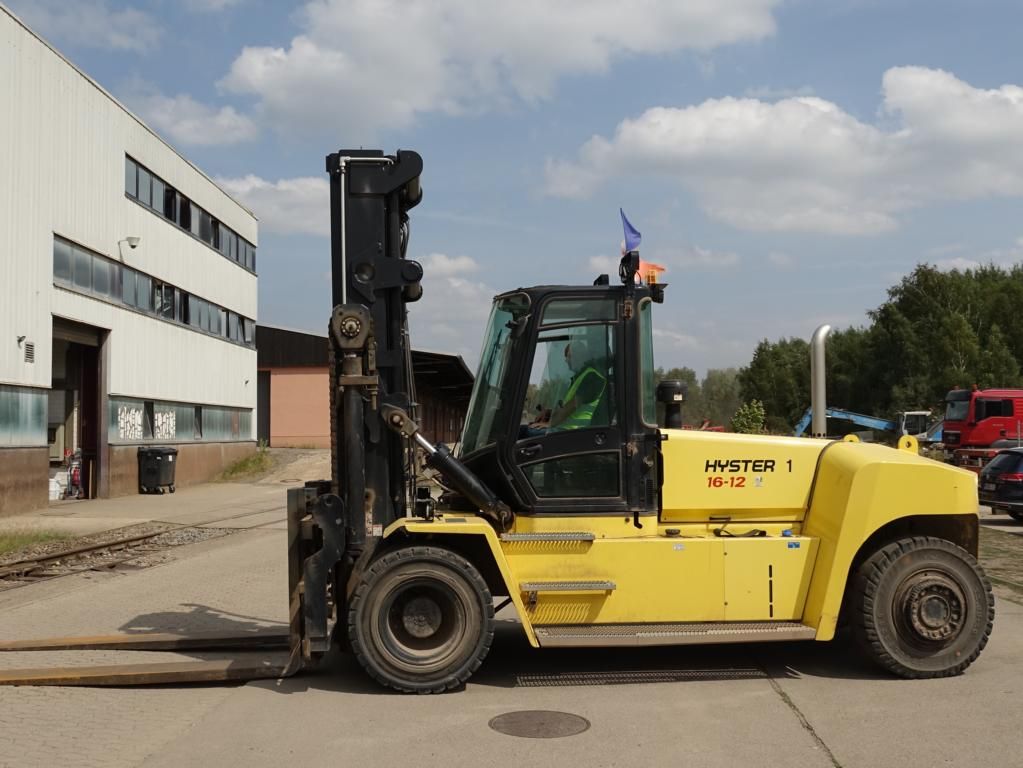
<box><xmin>53</xmin><ymin>238</ymin><xmax>72</xmax><ymax>282</ymax></box>
<box><xmin>144</xmin><ymin>401</ymin><xmax>155</xmax><ymax>439</ymax></box>
<box><xmin>178</xmin><ymin>196</ymin><xmax>191</xmax><ymax>230</ymax></box>
<box><xmin>136</xmin><ymin>274</ymin><xmax>153</xmax><ymax>312</ymax></box>
<box><xmin>53</xmin><ymin>235</ymin><xmax>256</xmax><ymax>349</ymax></box>
<box><xmin>125</xmin><ymin>157</ymin><xmax>137</xmax><ymax>197</ymax></box>
<box><xmin>124</xmin><ymin>156</ymin><xmax>257</xmax><ymax>274</ymax></box>
<box><xmin>163</xmin><ymin>187</ymin><xmax>177</xmax><ymax>221</ymax></box>
<box><xmin>72</xmin><ymin>246</ymin><xmax>91</xmax><ymax>289</ymax></box>
<box><xmin>92</xmin><ymin>258</ymin><xmax>111</xmax><ymax>297</ymax></box>
<box><xmin>138</xmin><ymin>167</ymin><xmax>152</xmax><ymax>207</ymax></box>
<box><xmin>194</xmin><ymin>406</ymin><xmax>203</xmax><ymax>439</ymax></box>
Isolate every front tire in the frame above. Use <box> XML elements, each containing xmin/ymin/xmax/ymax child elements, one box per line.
<box><xmin>850</xmin><ymin>536</ymin><xmax>993</xmax><ymax>678</ymax></box>
<box><xmin>347</xmin><ymin>546</ymin><xmax>495</xmax><ymax>693</ymax></box>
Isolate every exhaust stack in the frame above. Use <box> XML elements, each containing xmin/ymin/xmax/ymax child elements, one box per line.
<box><xmin>810</xmin><ymin>324</ymin><xmax>831</xmax><ymax>438</ymax></box>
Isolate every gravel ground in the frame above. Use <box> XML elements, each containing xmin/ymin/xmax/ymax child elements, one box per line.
<box><xmin>979</xmin><ymin>526</ymin><xmax>1023</xmax><ymax>605</ymax></box>
<box><xmin>0</xmin><ymin>522</ymin><xmax>174</xmax><ymax>567</ymax></box>
<box><xmin>0</xmin><ymin>526</ymin><xmax>238</xmax><ymax>591</ymax></box>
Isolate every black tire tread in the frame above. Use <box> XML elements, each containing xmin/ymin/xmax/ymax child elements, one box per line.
<box><xmin>851</xmin><ymin>535</ymin><xmax>994</xmax><ymax>679</ymax></box>
<box><xmin>347</xmin><ymin>545</ymin><xmax>495</xmax><ymax>694</ymax></box>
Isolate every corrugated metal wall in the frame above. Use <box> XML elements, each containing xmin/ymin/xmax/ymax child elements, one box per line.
<box><xmin>0</xmin><ymin>8</ymin><xmax>257</xmax><ymax>431</ymax></box>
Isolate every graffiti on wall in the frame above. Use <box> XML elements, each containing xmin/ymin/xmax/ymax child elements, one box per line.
<box><xmin>117</xmin><ymin>405</ymin><xmax>143</xmax><ymax>441</ymax></box>
<box><xmin>154</xmin><ymin>410</ymin><xmax>176</xmax><ymax>440</ymax></box>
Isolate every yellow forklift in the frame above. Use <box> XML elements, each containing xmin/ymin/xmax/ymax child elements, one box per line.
<box><xmin>2</xmin><ymin>149</ymin><xmax>992</xmax><ymax>692</ymax></box>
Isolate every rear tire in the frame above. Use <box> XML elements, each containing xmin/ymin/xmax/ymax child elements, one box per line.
<box><xmin>347</xmin><ymin>546</ymin><xmax>495</xmax><ymax>693</ymax></box>
<box><xmin>850</xmin><ymin>536</ymin><xmax>993</xmax><ymax>678</ymax></box>
<box><xmin>1007</xmin><ymin>510</ymin><xmax>1023</xmax><ymax>522</ymax></box>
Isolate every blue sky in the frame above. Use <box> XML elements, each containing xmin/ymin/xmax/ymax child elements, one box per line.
<box><xmin>11</xmin><ymin>0</ymin><xmax>1023</xmax><ymax>374</ymax></box>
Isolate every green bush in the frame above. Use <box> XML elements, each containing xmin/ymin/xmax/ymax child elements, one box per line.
<box><xmin>731</xmin><ymin>400</ymin><xmax>766</xmax><ymax>434</ymax></box>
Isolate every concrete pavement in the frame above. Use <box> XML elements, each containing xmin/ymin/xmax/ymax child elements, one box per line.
<box><xmin>1</xmin><ymin>500</ymin><xmax>1022</xmax><ymax>768</ymax></box>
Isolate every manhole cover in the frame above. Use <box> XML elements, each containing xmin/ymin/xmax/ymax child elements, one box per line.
<box><xmin>278</xmin><ymin>479</ymin><xmax>302</xmax><ymax>483</ymax></box>
<box><xmin>488</xmin><ymin>710</ymin><xmax>590</xmax><ymax>739</ymax></box>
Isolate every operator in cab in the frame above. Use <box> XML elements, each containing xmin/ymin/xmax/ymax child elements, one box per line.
<box><xmin>530</xmin><ymin>340</ymin><xmax>607</xmax><ymax>432</ymax></box>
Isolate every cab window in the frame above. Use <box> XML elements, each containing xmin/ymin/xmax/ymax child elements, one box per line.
<box><xmin>520</xmin><ymin>324</ymin><xmax>616</xmax><ymax>433</ymax></box>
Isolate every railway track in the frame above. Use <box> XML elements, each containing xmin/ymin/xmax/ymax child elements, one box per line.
<box><xmin>0</xmin><ymin>506</ymin><xmax>284</xmax><ymax>591</ymax></box>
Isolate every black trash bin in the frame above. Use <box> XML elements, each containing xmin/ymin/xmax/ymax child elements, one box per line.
<box><xmin>138</xmin><ymin>446</ymin><xmax>178</xmax><ymax>494</ymax></box>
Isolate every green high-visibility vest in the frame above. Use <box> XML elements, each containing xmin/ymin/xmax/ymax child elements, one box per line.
<box><xmin>553</xmin><ymin>366</ymin><xmax>606</xmax><ymax>430</ymax></box>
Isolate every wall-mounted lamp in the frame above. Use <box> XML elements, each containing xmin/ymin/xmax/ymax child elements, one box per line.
<box><xmin>16</xmin><ymin>335</ymin><xmax>26</xmax><ymax>346</ymax></box>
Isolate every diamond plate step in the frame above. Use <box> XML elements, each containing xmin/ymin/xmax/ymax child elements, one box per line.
<box><xmin>534</xmin><ymin>621</ymin><xmax>816</xmax><ymax>647</ymax></box>
<box><xmin>501</xmin><ymin>532</ymin><xmax>596</xmax><ymax>542</ymax></box>
<box><xmin>520</xmin><ymin>580</ymin><xmax>616</xmax><ymax>592</ymax></box>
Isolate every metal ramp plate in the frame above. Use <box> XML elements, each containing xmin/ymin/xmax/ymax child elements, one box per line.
<box><xmin>0</xmin><ymin>630</ymin><xmax>290</xmax><ymax>653</ymax></box>
<box><xmin>0</xmin><ymin>656</ymin><xmax>291</xmax><ymax>687</ymax></box>
<box><xmin>534</xmin><ymin>621</ymin><xmax>817</xmax><ymax>647</ymax></box>
<box><xmin>0</xmin><ymin>629</ymin><xmax>298</xmax><ymax>687</ymax></box>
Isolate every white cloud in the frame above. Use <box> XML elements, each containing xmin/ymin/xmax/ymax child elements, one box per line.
<box><xmin>184</xmin><ymin>0</ymin><xmax>243</xmax><ymax>11</ymax></box>
<box><xmin>767</xmin><ymin>251</ymin><xmax>794</xmax><ymax>268</ymax></box>
<box><xmin>215</xmin><ymin>175</ymin><xmax>329</xmax><ymax>235</ymax></box>
<box><xmin>670</xmin><ymin>245</ymin><xmax>739</xmax><ymax>269</ymax></box>
<box><xmin>545</xmin><ymin>67</ymin><xmax>1023</xmax><ymax>235</ymax></box>
<box><xmin>935</xmin><ymin>236</ymin><xmax>1023</xmax><ymax>272</ymax></box>
<box><xmin>9</xmin><ymin>0</ymin><xmax>161</xmax><ymax>53</ymax></box>
<box><xmin>125</xmin><ymin>83</ymin><xmax>258</xmax><ymax>147</ymax></box>
<box><xmin>220</xmin><ymin>0</ymin><xmax>780</xmax><ymax>138</ymax></box>
<box><xmin>743</xmin><ymin>85</ymin><xmax>814</xmax><ymax>100</ymax></box>
<box><xmin>936</xmin><ymin>257</ymin><xmax>981</xmax><ymax>272</ymax></box>
<box><xmin>409</xmin><ymin>274</ymin><xmax>496</xmax><ymax>366</ymax></box>
<box><xmin>653</xmin><ymin>328</ymin><xmax>700</xmax><ymax>350</ymax></box>
<box><xmin>423</xmin><ymin>253</ymin><xmax>479</xmax><ymax>277</ymax></box>
<box><xmin>588</xmin><ymin>255</ymin><xmax>619</xmax><ymax>274</ymax></box>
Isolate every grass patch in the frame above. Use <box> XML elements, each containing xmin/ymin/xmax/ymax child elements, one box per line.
<box><xmin>217</xmin><ymin>442</ymin><xmax>273</xmax><ymax>481</ymax></box>
<box><xmin>0</xmin><ymin>529</ymin><xmax>69</xmax><ymax>557</ymax></box>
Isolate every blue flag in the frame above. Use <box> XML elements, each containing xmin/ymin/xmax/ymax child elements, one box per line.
<box><xmin>620</xmin><ymin>208</ymin><xmax>641</xmax><ymax>252</ymax></box>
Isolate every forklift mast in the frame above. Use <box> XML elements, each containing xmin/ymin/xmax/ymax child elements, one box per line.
<box><xmin>325</xmin><ymin>149</ymin><xmax>425</xmax><ymax>552</ymax></box>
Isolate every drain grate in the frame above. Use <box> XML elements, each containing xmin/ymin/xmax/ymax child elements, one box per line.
<box><xmin>488</xmin><ymin>710</ymin><xmax>591</xmax><ymax>739</ymax></box>
<box><xmin>516</xmin><ymin>667</ymin><xmax>766</xmax><ymax>687</ymax></box>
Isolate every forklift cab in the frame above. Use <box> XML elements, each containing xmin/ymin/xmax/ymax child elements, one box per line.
<box><xmin>457</xmin><ymin>282</ymin><xmax>662</xmax><ymax>519</ymax></box>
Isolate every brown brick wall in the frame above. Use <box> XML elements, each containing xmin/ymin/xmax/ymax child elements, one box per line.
<box><xmin>108</xmin><ymin>442</ymin><xmax>257</xmax><ymax>497</ymax></box>
<box><xmin>0</xmin><ymin>448</ymin><xmax>49</xmax><ymax>516</ymax></box>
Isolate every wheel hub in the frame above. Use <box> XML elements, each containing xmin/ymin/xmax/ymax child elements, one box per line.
<box><xmin>400</xmin><ymin>596</ymin><xmax>443</xmax><ymax>639</ymax></box>
<box><xmin>903</xmin><ymin>574</ymin><xmax>965</xmax><ymax>643</ymax></box>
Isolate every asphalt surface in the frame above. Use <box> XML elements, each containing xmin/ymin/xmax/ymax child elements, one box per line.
<box><xmin>0</xmin><ymin>486</ymin><xmax>1020</xmax><ymax>767</ymax></box>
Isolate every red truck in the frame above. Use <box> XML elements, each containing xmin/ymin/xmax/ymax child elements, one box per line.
<box><xmin>944</xmin><ymin>387</ymin><xmax>1023</xmax><ymax>472</ymax></box>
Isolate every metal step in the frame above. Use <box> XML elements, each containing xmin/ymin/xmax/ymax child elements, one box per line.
<box><xmin>500</xmin><ymin>532</ymin><xmax>596</xmax><ymax>542</ymax></box>
<box><xmin>534</xmin><ymin>621</ymin><xmax>817</xmax><ymax>647</ymax></box>
<box><xmin>520</xmin><ymin>580</ymin><xmax>616</xmax><ymax>592</ymax></box>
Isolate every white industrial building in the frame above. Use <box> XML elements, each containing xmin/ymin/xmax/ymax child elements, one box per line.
<box><xmin>0</xmin><ymin>6</ymin><xmax>258</xmax><ymax>514</ymax></box>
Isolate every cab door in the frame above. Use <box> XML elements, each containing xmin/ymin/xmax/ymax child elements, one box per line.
<box><xmin>509</xmin><ymin>296</ymin><xmax>628</xmax><ymax>514</ymax></box>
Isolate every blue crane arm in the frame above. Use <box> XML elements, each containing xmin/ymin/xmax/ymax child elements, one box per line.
<box><xmin>793</xmin><ymin>407</ymin><xmax>897</xmax><ymax>436</ymax></box>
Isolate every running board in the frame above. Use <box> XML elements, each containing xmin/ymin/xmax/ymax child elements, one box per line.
<box><xmin>0</xmin><ymin>656</ymin><xmax>291</xmax><ymax>687</ymax></box>
<box><xmin>534</xmin><ymin>621</ymin><xmax>817</xmax><ymax>647</ymax></box>
<box><xmin>520</xmin><ymin>580</ymin><xmax>616</xmax><ymax>592</ymax></box>
<box><xmin>501</xmin><ymin>532</ymin><xmax>595</xmax><ymax>542</ymax></box>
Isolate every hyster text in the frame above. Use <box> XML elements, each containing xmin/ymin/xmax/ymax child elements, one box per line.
<box><xmin>705</xmin><ymin>459</ymin><xmax>776</xmax><ymax>473</ymax></box>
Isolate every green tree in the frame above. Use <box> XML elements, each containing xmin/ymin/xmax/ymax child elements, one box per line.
<box><xmin>738</xmin><ymin>337</ymin><xmax>809</xmax><ymax>432</ymax></box>
<box><xmin>701</xmin><ymin>368</ymin><xmax>742</xmax><ymax>427</ymax></box>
